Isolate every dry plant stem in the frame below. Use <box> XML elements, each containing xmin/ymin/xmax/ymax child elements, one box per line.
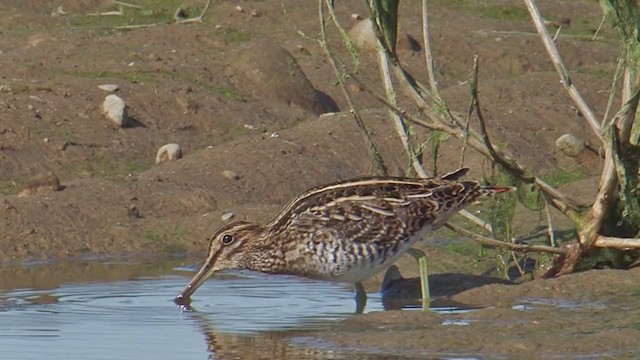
<box><xmin>319</xmin><ymin>0</ymin><xmax>387</xmax><ymax>175</ymax></box>
<box><xmin>468</xmin><ymin>55</ymin><xmax>583</xmax><ymax>221</ymax></box>
<box><xmin>88</xmin><ymin>10</ymin><xmax>123</xmax><ymax>16</ymax></box>
<box><xmin>580</xmin><ymin>142</ymin><xmax>615</xmax><ymax>248</ymax></box>
<box><xmin>446</xmin><ymin>224</ymin><xmax>568</xmax><ymax>255</ymax></box>
<box><xmin>524</xmin><ymin>0</ymin><xmax>603</xmax><ymax>143</ymax></box>
<box><xmin>372</xmin><ymin>18</ymin><xmax>487</xmax><ymax>229</ymax></box>
<box><xmin>601</xmin><ymin>58</ymin><xmax>625</xmax><ymax>128</ymax></box>
<box><xmin>510</xmin><ymin>251</ymin><xmax>525</xmax><ymax>277</ymax></box>
<box><xmin>469</xmin><ymin>56</ymin><xmax>521</xmax><ymax>175</ymax></box>
<box><xmin>473</xmin><ymin>30</ymin><xmax>596</xmax><ymax>40</ymax></box>
<box><xmin>421</xmin><ymin>0</ymin><xmax>440</xmax><ymax>97</ymax></box>
<box><xmin>178</xmin><ymin>0</ymin><xmax>213</xmax><ymax>24</ymax></box>
<box><xmin>593</xmin><ymin>13</ymin><xmax>607</xmax><ymax>40</ymax></box>
<box><xmin>347</xmin><ymin>70</ymin><xmax>583</xmax><ymax>222</ymax></box>
<box><xmin>114</xmin><ymin>1</ymin><xmax>142</xmax><ymax>9</ymax></box>
<box><xmin>594</xmin><ymin>236</ymin><xmax>640</xmax><ymax>249</ymax></box>
<box><xmin>582</xmin><ymin>68</ymin><xmax>639</xmax><ymax>248</ymax></box>
<box><xmin>543</xmin><ymin>195</ymin><xmax>557</xmax><ymax>247</ymax></box>
<box><xmin>376</xmin><ymin>41</ymin><xmax>428</xmax><ymax>178</ymax></box>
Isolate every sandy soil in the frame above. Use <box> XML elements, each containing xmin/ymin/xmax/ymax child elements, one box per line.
<box><xmin>0</xmin><ymin>0</ymin><xmax>635</xmax><ymax>357</ymax></box>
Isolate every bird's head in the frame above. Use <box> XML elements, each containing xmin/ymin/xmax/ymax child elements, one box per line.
<box><xmin>175</xmin><ymin>221</ymin><xmax>265</xmax><ymax>303</ymax></box>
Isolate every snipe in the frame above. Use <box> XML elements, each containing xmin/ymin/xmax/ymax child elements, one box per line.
<box><xmin>175</xmin><ymin>168</ymin><xmax>513</xmax><ymax>311</ymax></box>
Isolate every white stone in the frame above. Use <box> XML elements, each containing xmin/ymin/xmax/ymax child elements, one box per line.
<box><xmin>155</xmin><ymin>143</ymin><xmax>182</xmax><ymax>164</ymax></box>
<box><xmin>102</xmin><ymin>94</ymin><xmax>129</xmax><ymax>127</ymax></box>
<box><xmin>348</xmin><ymin>19</ymin><xmax>378</xmax><ymax>51</ymax></box>
<box><xmin>221</xmin><ymin>212</ymin><xmax>235</xmax><ymax>221</ymax></box>
<box><xmin>556</xmin><ymin>134</ymin><xmax>584</xmax><ymax>158</ymax></box>
<box><xmin>222</xmin><ymin>170</ymin><xmax>240</xmax><ymax>180</ymax></box>
<box><xmin>98</xmin><ymin>84</ymin><xmax>119</xmax><ymax>92</ymax></box>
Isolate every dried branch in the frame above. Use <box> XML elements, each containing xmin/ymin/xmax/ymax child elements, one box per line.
<box><xmin>446</xmin><ymin>224</ymin><xmax>568</xmax><ymax>255</ymax></box>
<box><xmin>594</xmin><ymin>236</ymin><xmax>640</xmax><ymax>249</ymax></box>
<box><xmin>469</xmin><ymin>56</ymin><xmax>526</xmax><ymax>177</ymax></box>
<box><xmin>374</xmin><ymin>32</ymin><xmax>427</xmax><ymax>178</ymax></box>
<box><xmin>523</xmin><ymin>0</ymin><xmax>603</xmax><ymax>143</ymax></box>
<box><xmin>177</xmin><ymin>0</ymin><xmax>213</xmax><ymax>24</ymax></box>
<box><xmin>542</xmin><ymin>195</ymin><xmax>556</xmax><ymax>247</ymax></box>
<box><xmin>319</xmin><ymin>0</ymin><xmax>388</xmax><ymax>175</ymax></box>
<box><xmin>421</xmin><ymin>0</ymin><xmax>440</xmax><ymax>97</ymax></box>
<box><xmin>114</xmin><ymin>1</ymin><xmax>142</xmax><ymax>9</ymax></box>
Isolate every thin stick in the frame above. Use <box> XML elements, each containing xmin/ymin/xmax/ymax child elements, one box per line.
<box><xmin>177</xmin><ymin>0</ymin><xmax>213</xmax><ymax>24</ymax></box>
<box><xmin>594</xmin><ymin>236</ymin><xmax>640</xmax><ymax>249</ymax></box>
<box><xmin>524</xmin><ymin>0</ymin><xmax>603</xmax><ymax>143</ymax></box>
<box><xmin>542</xmin><ymin>195</ymin><xmax>556</xmax><ymax>247</ymax></box>
<box><xmin>593</xmin><ymin>13</ymin><xmax>607</xmax><ymax>40</ymax></box>
<box><xmin>510</xmin><ymin>251</ymin><xmax>525</xmax><ymax>277</ymax></box>
<box><xmin>319</xmin><ymin>0</ymin><xmax>388</xmax><ymax>175</ymax></box>
<box><xmin>421</xmin><ymin>0</ymin><xmax>440</xmax><ymax>96</ymax></box>
<box><xmin>365</xmin><ymin>0</ymin><xmax>426</xmax><ymax>178</ymax></box>
<box><xmin>601</xmin><ymin>58</ymin><xmax>625</xmax><ymax>127</ymax></box>
<box><xmin>114</xmin><ymin>1</ymin><xmax>143</xmax><ymax>9</ymax></box>
<box><xmin>376</xmin><ymin>32</ymin><xmax>427</xmax><ymax>178</ymax></box>
<box><xmin>347</xmin><ymin>70</ymin><xmax>584</xmax><ymax>221</ymax></box>
<box><xmin>447</xmin><ymin>224</ymin><xmax>567</xmax><ymax>255</ymax></box>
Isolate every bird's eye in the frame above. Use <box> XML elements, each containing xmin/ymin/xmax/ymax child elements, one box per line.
<box><xmin>221</xmin><ymin>234</ymin><xmax>234</xmax><ymax>245</ymax></box>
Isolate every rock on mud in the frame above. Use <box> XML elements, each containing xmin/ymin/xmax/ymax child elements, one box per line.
<box><xmin>155</xmin><ymin>143</ymin><xmax>182</xmax><ymax>164</ymax></box>
<box><xmin>17</xmin><ymin>172</ymin><xmax>63</xmax><ymax>197</ymax></box>
<box><xmin>98</xmin><ymin>84</ymin><xmax>119</xmax><ymax>92</ymax></box>
<box><xmin>221</xmin><ymin>212</ymin><xmax>235</xmax><ymax>221</ymax></box>
<box><xmin>102</xmin><ymin>94</ymin><xmax>129</xmax><ymax>128</ymax></box>
<box><xmin>221</xmin><ymin>170</ymin><xmax>240</xmax><ymax>181</ymax></box>
<box><xmin>556</xmin><ymin>134</ymin><xmax>584</xmax><ymax>158</ymax></box>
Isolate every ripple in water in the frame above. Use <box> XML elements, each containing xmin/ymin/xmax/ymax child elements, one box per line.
<box><xmin>0</xmin><ymin>262</ymin><xmax>388</xmax><ymax>360</ymax></box>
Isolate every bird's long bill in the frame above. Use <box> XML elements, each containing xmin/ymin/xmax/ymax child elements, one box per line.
<box><xmin>175</xmin><ymin>261</ymin><xmax>215</xmax><ymax>304</ymax></box>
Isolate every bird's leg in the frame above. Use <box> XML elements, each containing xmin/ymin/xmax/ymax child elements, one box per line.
<box><xmin>354</xmin><ymin>282</ymin><xmax>367</xmax><ymax>314</ymax></box>
<box><xmin>407</xmin><ymin>248</ymin><xmax>430</xmax><ymax>312</ymax></box>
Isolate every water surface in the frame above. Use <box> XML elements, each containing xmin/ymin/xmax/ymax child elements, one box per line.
<box><xmin>0</xmin><ymin>260</ymin><xmax>395</xmax><ymax>360</ymax></box>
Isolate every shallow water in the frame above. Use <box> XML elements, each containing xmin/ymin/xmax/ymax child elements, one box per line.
<box><xmin>2</xmin><ymin>260</ymin><xmax>636</xmax><ymax>359</ymax></box>
<box><xmin>0</xmin><ymin>260</ymin><xmax>408</xmax><ymax>360</ymax></box>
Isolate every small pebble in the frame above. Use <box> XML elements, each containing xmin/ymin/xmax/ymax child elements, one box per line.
<box><xmin>221</xmin><ymin>212</ymin><xmax>235</xmax><ymax>221</ymax></box>
<box><xmin>222</xmin><ymin>170</ymin><xmax>240</xmax><ymax>181</ymax></box>
<box><xmin>235</xmin><ymin>5</ymin><xmax>244</xmax><ymax>13</ymax></box>
<box><xmin>155</xmin><ymin>143</ymin><xmax>182</xmax><ymax>164</ymax></box>
<box><xmin>351</xmin><ymin>13</ymin><xmax>363</xmax><ymax>20</ymax></box>
<box><xmin>98</xmin><ymin>84</ymin><xmax>119</xmax><ymax>92</ymax></box>
<box><xmin>556</xmin><ymin>134</ymin><xmax>584</xmax><ymax>158</ymax></box>
<box><xmin>102</xmin><ymin>94</ymin><xmax>129</xmax><ymax>128</ymax></box>
<box><xmin>250</xmin><ymin>9</ymin><xmax>261</xmax><ymax>17</ymax></box>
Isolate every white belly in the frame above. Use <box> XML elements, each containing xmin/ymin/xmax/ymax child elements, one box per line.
<box><xmin>311</xmin><ymin>223</ymin><xmax>440</xmax><ymax>283</ymax></box>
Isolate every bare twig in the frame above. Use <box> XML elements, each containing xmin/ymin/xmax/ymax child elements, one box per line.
<box><xmin>114</xmin><ymin>1</ymin><xmax>143</xmax><ymax>9</ymax></box>
<box><xmin>594</xmin><ymin>236</ymin><xmax>640</xmax><ymax>249</ymax></box>
<box><xmin>319</xmin><ymin>0</ymin><xmax>388</xmax><ymax>175</ymax></box>
<box><xmin>469</xmin><ymin>56</ymin><xmax>524</xmax><ymax>177</ymax></box>
<box><xmin>579</xmin><ymin>140</ymin><xmax>615</xmax><ymax>248</ymax></box>
<box><xmin>177</xmin><ymin>0</ymin><xmax>213</xmax><ymax>24</ymax></box>
<box><xmin>367</xmin><ymin>0</ymin><xmax>431</xmax><ymax>179</ymax></box>
<box><xmin>601</xmin><ymin>58</ymin><xmax>625</xmax><ymax>127</ymax></box>
<box><xmin>421</xmin><ymin>0</ymin><xmax>440</xmax><ymax>97</ymax></box>
<box><xmin>542</xmin><ymin>195</ymin><xmax>556</xmax><ymax>247</ymax></box>
<box><xmin>347</xmin><ymin>69</ymin><xmax>584</xmax><ymax>222</ymax></box>
<box><xmin>593</xmin><ymin>13</ymin><xmax>608</xmax><ymax>40</ymax></box>
<box><xmin>524</xmin><ymin>0</ymin><xmax>603</xmax><ymax>143</ymax></box>
<box><xmin>446</xmin><ymin>224</ymin><xmax>568</xmax><ymax>255</ymax></box>
<box><xmin>510</xmin><ymin>251</ymin><xmax>525</xmax><ymax>277</ymax></box>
